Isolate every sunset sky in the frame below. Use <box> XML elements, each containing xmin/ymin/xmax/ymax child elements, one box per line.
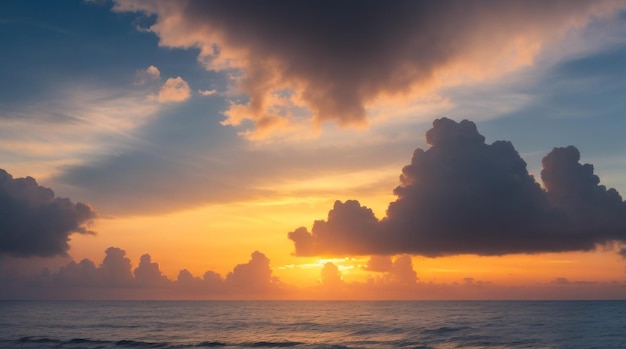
<box><xmin>2</xmin><ymin>0</ymin><xmax>626</xmax><ymax>299</ymax></box>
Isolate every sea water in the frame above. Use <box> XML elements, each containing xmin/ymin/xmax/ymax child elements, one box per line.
<box><xmin>0</xmin><ymin>301</ymin><xmax>625</xmax><ymax>348</ymax></box>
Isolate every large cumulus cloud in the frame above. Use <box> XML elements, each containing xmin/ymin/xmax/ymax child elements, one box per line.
<box><xmin>289</xmin><ymin>118</ymin><xmax>626</xmax><ymax>256</ymax></box>
<box><xmin>113</xmin><ymin>0</ymin><xmax>625</xmax><ymax>137</ymax></box>
<box><xmin>0</xmin><ymin>169</ymin><xmax>96</xmax><ymax>257</ymax></box>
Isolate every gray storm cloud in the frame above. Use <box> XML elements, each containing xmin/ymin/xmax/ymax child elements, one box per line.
<box><xmin>289</xmin><ymin>118</ymin><xmax>626</xmax><ymax>257</ymax></box>
<box><xmin>0</xmin><ymin>169</ymin><xmax>96</xmax><ymax>257</ymax></box>
<box><xmin>114</xmin><ymin>0</ymin><xmax>625</xmax><ymax>136</ymax></box>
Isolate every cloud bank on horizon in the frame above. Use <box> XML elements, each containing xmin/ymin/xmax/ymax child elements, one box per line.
<box><xmin>289</xmin><ymin>118</ymin><xmax>626</xmax><ymax>257</ymax></box>
<box><xmin>113</xmin><ymin>0</ymin><xmax>626</xmax><ymax>138</ymax></box>
<box><xmin>0</xmin><ymin>247</ymin><xmax>283</xmax><ymax>300</ymax></box>
<box><xmin>2</xmin><ymin>245</ymin><xmax>624</xmax><ymax>300</ymax></box>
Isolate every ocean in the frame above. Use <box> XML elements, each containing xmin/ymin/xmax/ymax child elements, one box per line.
<box><xmin>0</xmin><ymin>301</ymin><xmax>624</xmax><ymax>349</ymax></box>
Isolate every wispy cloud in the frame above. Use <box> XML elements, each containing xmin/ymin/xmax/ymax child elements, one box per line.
<box><xmin>0</xmin><ymin>86</ymin><xmax>161</xmax><ymax>180</ymax></box>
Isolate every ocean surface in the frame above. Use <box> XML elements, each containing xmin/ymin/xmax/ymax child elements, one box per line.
<box><xmin>0</xmin><ymin>301</ymin><xmax>625</xmax><ymax>349</ymax></box>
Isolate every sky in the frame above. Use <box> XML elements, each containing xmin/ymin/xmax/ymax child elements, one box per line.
<box><xmin>2</xmin><ymin>0</ymin><xmax>626</xmax><ymax>300</ymax></box>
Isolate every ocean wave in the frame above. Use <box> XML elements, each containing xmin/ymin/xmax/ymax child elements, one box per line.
<box><xmin>421</xmin><ymin>326</ymin><xmax>469</xmax><ymax>334</ymax></box>
<box><xmin>195</xmin><ymin>341</ymin><xmax>228</xmax><ymax>347</ymax></box>
<box><xmin>245</xmin><ymin>341</ymin><xmax>303</xmax><ymax>347</ymax></box>
<box><xmin>14</xmin><ymin>336</ymin><xmax>173</xmax><ymax>348</ymax></box>
<box><xmin>115</xmin><ymin>339</ymin><xmax>170</xmax><ymax>347</ymax></box>
<box><xmin>11</xmin><ymin>337</ymin><xmax>316</xmax><ymax>349</ymax></box>
<box><xmin>17</xmin><ymin>336</ymin><xmax>61</xmax><ymax>343</ymax></box>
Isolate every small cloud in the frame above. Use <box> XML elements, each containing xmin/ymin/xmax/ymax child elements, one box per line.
<box><xmin>135</xmin><ymin>65</ymin><xmax>161</xmax><ymax>85</ymax></box>
<box><xmin>155</xmin><ymin>77</ymin><xmax>191</xmax><ymax>103</ymax></box>
<box><xmin>146</xmin><ymin>65</ymin><xmax>161</xmax><ymax>79</ymax></box>
<box><xmin>198</xmin><ymin>89</ymin><xmax>217</xmax><ymax>96</ymax></box>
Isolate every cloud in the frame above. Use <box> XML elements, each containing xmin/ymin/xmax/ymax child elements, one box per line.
<box><xmin>114</xmin><ymin>0</ymin><xmax>625</xmax><ymax>137</ymax></box>
<box><xmin>155</xmin><ymin>76</ymin><xmax>191</xmax><ymax>103</ymax></box>
<box><xmin>134</xmin><ymin>254</ymin><xmax>169</xmax><ymax>287</ymax></box>
<box><xmin>225</xmin><ymin>251</ymin><xmax>280</xmax><ymax>294</ymax></box>
<box><xmin>175</xmin><ymin>269</ymin><xmax>223</xmax><ymax>293</ymax></box>
<box><xmin>363</xmin><ymin>255</ymin><xmax>418</xmax><ymax>287</ymax></box>
<box><xmin>542</xmin><ymin>146</ymin><xmax>626</xmax><ymax>233</ymax></box>
<box><xmin>198</xmin><ymin>89</ymin><xmax>217</xmax><ymax>96</ymax></box>
<box><xmin>135</xmin><ymin>65</ymin><xmax>161</xmax><ymax>85</ymax></box>
<box><xmin>136</xmin><ymin>66</ymin><xmax>193</xmax><ymax>104</ymax></box>
<box><xmin>136</xmin><ymin>66</ymin><xmax>192</xmax><ymax>103</ymax></box>
<box><xmin>288</xmin><ymin>200</ymin><xmax>383</xmax><ymax>256</ymax></box>
<box><xmin>289</xmin><ymin>118</ymin><xmax>626</xmax><ymax>257</ymax></box>
<box><xmin>387</xmin><ymin>255</ymin><xmax>418</xmax><ymax>286</ymax></box>
<box><xmin>0</xmin><ymin>248</ymin><xmax>287</xmax><ymax>299</ymax></box>
<box><xmin>0</xmin><ymin>85</ymin><xmax>162</xmax><ymax>182</ymax></box>
<box><xmin>363</xmin><ymin>255</ymin><xmax>393</xmax><ymax>273</ymax></box>
<box><xmin>99</xmin><ymin>247</ymin><xmax>135</xmax><ymax>286</ymax></box>
<box><xmin>146</xmin><ymin>65</ymin><xmax>160</xmax><ymax>78</ymax></box>
<box><xmin>0</xmin><ymin>169</ymin><xmax>96</xmax><ymax>257</ymax></box>
<box><xmin>319</xmin><ymin>262</ymin><xmax>343</xmax><ymax>289</ymax></box>
<box><xmin>2</xmin><ymin>246</ymin><xmax>624</xmax><ymax>300</ymax></box>
<box><xmin>54</xmin><ymin>115</ymin><xmax>416</xmax><ymax>216</ymax></box>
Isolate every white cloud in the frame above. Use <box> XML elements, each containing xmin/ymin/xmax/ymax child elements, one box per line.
<box><xmin>198</xmin><ymin>89</ymin><xmax>217</xmax><ymax>96</ymax></box>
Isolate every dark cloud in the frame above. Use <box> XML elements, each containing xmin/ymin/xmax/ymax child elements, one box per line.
<box><xmin>114</xmin><ymin>0</ymin><xmax>623</xmax><ymax>136</ymax></box>
<box><xmin>288</xmin><ymin>200</ymin><xmax>382</xmax><ymax>257</ymax></box>
<box><xmin>99</xmin><ymin>247</ymin><xmax>135</xmax><ymax>287</ymax></box>
<box><xmin>542</xmin><ymin>146</ymin><xmax>626</xmax><ymax>235</ymax></box>
<box><xmin>134</xmin><ymin>254</ymin><xmax>170</xmax><ymax>287</ymax></box>
<box><xmin>289</xmin><ymin>118</ymin><xmax>626</xmax><ymax>257</ymax></box>
<box><xmin>225</xmin><ymin>251</ymin><xmax>279</xmax><ymax>294</ymax></box>
<box><xmin>0</xmin><ymin>169</ymin><xmax>96</xmax><ymax>257</ymax></box>
<box><xmin>55</xmin><ymin>259</ymin><xmax>99</xmax><ymax>287</ymax></box>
